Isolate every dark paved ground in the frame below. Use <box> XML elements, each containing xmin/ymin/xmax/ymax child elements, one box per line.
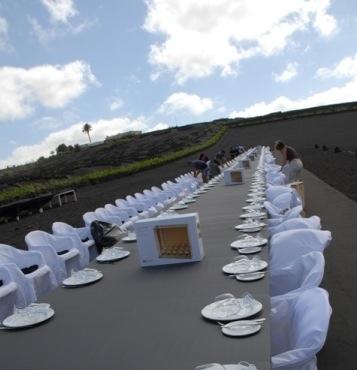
<box><xmin>302</xmin><ymin>169</ymin><xmax>357</xmax><ymax>370</ymax></box>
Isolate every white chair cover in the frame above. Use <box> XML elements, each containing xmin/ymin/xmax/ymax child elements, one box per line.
<box><xmin>52</xmin><ymin>222</ymin><xmax>97</xmax><ymax>266</ymax></box>
<box><xmin>270</xmin><ymin>251</ymin><xmax>325</xmax><ymax>297</ymax></box>
<box><xmin>271</xmin><ymin>287</ymin><xmax>332</xmax><ymax>369</ymax></box>
<box><xmin>0</xmin><ymin>244</ymin><xmax>57</xmax><ymax>305</ymax></box>
<box><xmin>266</xmin><ymin>185</ymin><xmax>292</xmax><ymax>202</ymax></box>
<box><xmin>25</xmin><ymin>231</ymin><xmax>81</xmax><ymax>284</ymax></box>
<box><xmin>272</xmin><ymin>191</ymin><xmax>302</xmax><ymax>210</ymax></box>
<box><xmin>0</xmin><ymin>265</ymin><xmax>19</xmax><ymax>321</ymax></box>
<box><xmin>270</xmin><ymin>229</ymin><xmax>332</xmax><ymax>270</ymax></box>
<box><xmin>269</xmin><ymin>216</ymin><xmax>321</xmax><ymax>236</ymax></box>
<box><xmin>267</xmin><ymin>206</ymin><xmax>303</xmax><ymax>227</ymax></box>
<box><xmin>105</xmin><ymin>204</ymin><xmax>140</xmax><ymax>223</ymax></box>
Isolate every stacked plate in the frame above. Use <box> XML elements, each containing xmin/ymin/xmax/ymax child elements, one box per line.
<box><xmin>222</xmin><ymin>256</ymin><xmax>268</xmax><ymax>274</ymax></box>
<box><xmin>201</xmin><ymin>293</ymin><xmax>262</xmax><ymax>321</ymax></box>
<box><xmin>235</xmin><ymin>221</ymin><xmax>265</xmax><ymax>233</ymax></box>
<box><xmin>1</xmin><ymin>303</ymin><xmax>54</xmax><ymax>329</ymax></box>
<box><xmin>96</xmin><ymin>246</ymin><xmax>130</xmax><ymax>262</ymax></box>
<box><xmin>62</xmin><ymin>268</ymin><xmax>103</xmax><ymax>287</ymax></box>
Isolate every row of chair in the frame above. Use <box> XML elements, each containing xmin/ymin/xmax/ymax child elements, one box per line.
<box><xmin>258</xmin><ymin>147</ymin><xmax>332</xmax><ymax>370</ymax></box>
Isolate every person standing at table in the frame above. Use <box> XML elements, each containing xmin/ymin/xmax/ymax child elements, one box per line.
<box><xmin>274</xmin><ymin>140</ymin><xmax>303</xmax><ymax>183</ymax></box>
<box><xmin>189</xmin><ymin>159</ymin><xmax>209</xmax><ymax>183</ymax></box>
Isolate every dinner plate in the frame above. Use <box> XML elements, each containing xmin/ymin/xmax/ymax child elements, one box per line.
<box><xmin>246</xmin><ymin>197</ymin><xmax>265</xmax><ymax>203</ymax></box>
<box><xmin>222</xmin><ymin>258</ymin><xmax>268</xmax><ymax>274</ymax></box>
<box><xmin>238</xmin><ymin>247</ymin><xmax>262</xmax><ymax>255</ymax></box>
<box><xmin>240</xmin><ymin>212</ymin><xmax>266</xmax><ymax>220</ymax></box>
<box><xmin>96</xmin><ymin>248</ymin><xmax>130</xmax><ymax>262</ymax></box>
<box><xmin>170</xmin><ymin>204</ymin><xmax>188</xmax><ymax>210</ymax></box>
<box><xmin>242</xmin><ymin>204</ymin><xmax>264</xmax><ymax>212</ymax></box>
<box><xmin>183</xmin><ymin>198</ymin><xmax>196</xmax><ymax>204</ymax></box>
<box><xmin>62</xmin><ymin>268</ymin><xmax>103</xmax><ymax>287</ymax></box>
<box><xmin>2</xmin><ymin>304</ymin><xmax>54</xmax><ymax>329</ymax></box>
<box><xmin>221</xmin><ymin>320</ymin><xmax>262</xmax><ymax>337</ymax></box>
<box><xmin>235</xmin><ymin>272</ymin><xmax>265</xmax><ymax>282</ymax></box>
<box><xmin>195</xmin><ymin>363</ymin><xmax>258</xmax><ymax>370</ymax></box>
<box><xmin>201</xmin><ymin>296</ymin><xmax>262</xmax><ymax>321</ymax></box>
<box><xmin>196</xmin><ymin>190</ymin><xmax>208</xmax><ymax>194</ymax></box>
<box><xmin>122</xmin><ymin>235</ymin><xmax>137</xmax><ymax>242</ymax></box>
<box><xmin>191</xmin><ymin>194</ymin><xmax>201</xmax><ymax>198</ymax></box>
<box><xmin>235</xmin><ymin>222</ymin><xmax>265</xmax><ymax>232</ymax></box>
<box><xmin>230</xmin><ymin>237</ymin><xmax>268</xmax><ymax>249</ymax></box>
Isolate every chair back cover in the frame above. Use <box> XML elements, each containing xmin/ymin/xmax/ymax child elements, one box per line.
<box><xmin>270</xmin><ymin>229</ymin><xmax>332</xmax><ymax>270</ymax></box>
<box><xmin>270</xmin><ymin>251</ymin><xmax>325</xmax><ymax>296</ymax></box>
<box><xmin>269</xmin><ymin>216</ymin><xmax>321</xmax><ymax>236</ymax></box>
<box><xmin>271</xmin><ymin>287</ymin><xmax>332</xmax><ymax>369</ymax></box>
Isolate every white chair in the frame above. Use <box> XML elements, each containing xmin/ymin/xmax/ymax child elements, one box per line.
<box><xmin>0</xmin><ymin>265</ymin><xmax>20</xmax><ymax>321</ymax></box>
<box><xmin>114</xmin><ymin>199</ymin><xmax>148</xmax><ymax>219</ymax></box>
<box><xmin>270</xmin><ymin>251</ymin><xmax>325</xmax><ymax>297</ymax></box>
<box><xmin>269</xmin><ymin>216</ymin><xmax>321</xmax><ymax>236</ymax></box>
<box><xmin>266</xmin><ymin>171</ymin><xmax>286</xmax><ymax>185</ymax></box>
<box><xmin>0</xmin><ymin>244</ymin><xmax>57</xmax><ymax>305</ymax></box>
<box><xmin>95</xmin><ymin>208</ymin><xmax>133</xmax><ymax>231</ymax></box>
<box><xmin>105</xmin><ymin>204</ymin><xmax>139</xmax><ymax>223</ymax></box>
<box><xmin>126</xmin><ymin>195</ymin><xmax>158</xmax><ymax>217</ymax></box>
<box><xmin>134</xmin><ymin>193</ymin><xmax>165</xmax><ymax>212</ymax></box>
<box><xmin>25</xmin><ymin>231</ymin><xmax>81</xmax><ymax>284</ymax></box>
<box><xmin>52</xmin><ymin>222</ymin><xmax>97</xmax><ymax>265</ymax></box>
<box><xmin>270</xmin><ymin>229</ymin><xmax>332</xmax><ymax>270</ymax></box>
<box><xmin>271</xmin><ymin>287</ymin><xmax>332</xmax><ymax>369</ymax></box>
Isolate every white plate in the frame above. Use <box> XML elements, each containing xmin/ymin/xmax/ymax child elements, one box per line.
<box><xmin>246</xmin><ymin>197</ymin><xmax>265</xmax><ymax>203</ymax></box>
<box><xmin>230</xmin><ymin>237</ymin><xmax>267</xmax><ymax>249</ymax></box>
<box><xmin>2</xmin><ymin>304</ymin><xmax>54</xmax><ymax>329</ymax></box>
<box><xmin>238</xmin><ymin>247</ymin><xmax>262</xmax><ymax>255</ymax></box>
<box><xmin>183</xmin><ymin>199</ymin><xmax>196</xmax><ymax>204</ymax></box>
<box><xmin>196</xmin><ymin>190</ymin><xmax>208</xmax><ymax>194</ymax></box>
<box><xmin>235</xmin><ymin>272</ymin><xmax>265</xmax><ymax>282</ymax></box>
<box><xmin>62</xmin><ymin>268</ymin><xmax>103</xmax><ymax>287</ymax></box>
<box><xmin>201</xmin><ymin>297</ymin><xmax>262</xmax><ymax>321</ymax></box>
<box><xmin>96</xmin><ymin>248</ymin><xmax>130</xmax><ymax>262</ymax></box>
<box><xmin>170</xmin><ymin>204</ymin><xmax>188</xmax><ymax>210</ymax></box>
<box><xmin>235</xmin><ymin>222</ymin><xmax>265</xmax><ymax>231</ymax></box>
<box><xmin>222</xmin><ymin>259</ymin><xmax>268</xmax><ymax>274</ymax></box>
<box><xmin>191</xmin><ymin>194</ymin><xmax>201</xmax><ymax>198</ymax></box>
<box><xmin>195</xmin><ymin>363</ymin><xmax>257</xmax><ymax>370</ymax></box>
<box><xmin>240</xmin><ymin>212</ymin><xmax>266</xmax><ymax>220</ymax></box>
<box><xmin>122</xmin><ymin>235</ymin><xmax>137</xmax><ymax>242</ymax></box>
<box><xmin>221</xmin><ymin>320</ymin><xmax>262</xmax><ymax>337</ymax></box>
<box><xmin>242</xmin><ymin>204</ymin><xmax>264</xmax><ymax>212</ymax></box>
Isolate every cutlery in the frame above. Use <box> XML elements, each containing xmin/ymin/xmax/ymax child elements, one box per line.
<box><xmin>218</xmin><ymin>318</ymin><xmax>266</xmax><ymax>327</ymax></box>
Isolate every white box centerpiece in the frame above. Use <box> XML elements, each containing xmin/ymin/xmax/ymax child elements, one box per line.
<box><xmin>134</xmin><ymin>212</ymin><xmax>204</xmax><ymax>267</ymax></box>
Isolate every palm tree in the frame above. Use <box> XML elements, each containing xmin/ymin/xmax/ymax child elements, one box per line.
<box><xmin>82</xmin><ymin>123</ymin><xmax>92</xmax><ymax>143</ymax></box>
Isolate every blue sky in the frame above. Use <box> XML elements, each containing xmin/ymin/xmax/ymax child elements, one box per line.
<box><xmin>0</xmin><ymin>0</ymin><xmax>357</xmax><ymax>168</ymax></box>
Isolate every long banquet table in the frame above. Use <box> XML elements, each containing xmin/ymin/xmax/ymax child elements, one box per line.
<box><xmin>0</xmin><ymin>162</ymin><xmax>272</xmax><ymax>370</ymax></box>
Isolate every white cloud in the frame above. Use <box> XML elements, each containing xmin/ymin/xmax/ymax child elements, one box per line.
<box><xmin>158</xmin><ymin>92</ymin><xmax>213</xmax><ymax>115</ymax></box>
<box><xmin>229</xmin><ymin>80</ymin><xmax>357</xmax><ymax>118</ymax></box>
<box><xmin>0</xmin><ymin>60</ymin><xmax>98</xmax><ymax>122</ymax></box>
<box><xmin>0</xmin><ymin>116</ymin><xmax>170</xmax><ymax>168</ymax></box>
<box><xmin>0</xmin><ymin>16</ymin><xmax>12</xmax><ymax>52</ymax></box>
<box><xmin>273</xmin><ymin>63</ymin><xmax>298</xmax><ymax>83</ymax></box>
<box><xmin>315</xmin><ymin>53</ymin><xmax>357</xmax><ymax>80</ymax></box>
<box><xmin>42</xmin><ymin>0</ymin><xmax>77</xmax><ymax>24</ymax></box>
<box><xmin>144</xmin><ymin>0</ymin><xmax>337</xmax><ymax>83</ymax></box>
<box><xmin>109</xmin><ymin>98</ymin><xmax>124</xmax><ymax>111</ymax></box>
<box><xmin>30</xmin><ymin>0</ymin><xmax>95</xmax><ymax>43</ymax></box>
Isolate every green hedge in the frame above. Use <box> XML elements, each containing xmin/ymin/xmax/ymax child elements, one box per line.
<box><xmin>0</xmin><ymin>126</ymin><xmax>227</xmax><ymax>205</ymax></box>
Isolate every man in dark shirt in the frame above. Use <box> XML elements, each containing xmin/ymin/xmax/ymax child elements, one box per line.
<box><xmin>189</xmin><ymin>160</ymin><xmax>209</xmax><ymax>183</ymax></box>
<box><xmin>275</xmin><ymin>141</ymin><xmax>303</xmax><ymax>183</ymax></box>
